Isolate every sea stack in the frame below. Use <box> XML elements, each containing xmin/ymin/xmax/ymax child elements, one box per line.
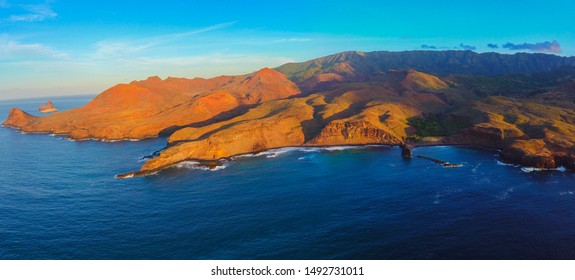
<box><xmin>400</xmin><ymin>142</ymin><xmax>413</xmax><ymax>158</ymax></box>
<box><xmin>39</xmin><ymin>101</ymin><xmax>58</xmax><ymax>113</ymax></box>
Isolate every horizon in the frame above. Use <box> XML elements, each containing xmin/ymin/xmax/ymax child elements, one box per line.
<box><xmin>1</xmin><ymin>0</ymin><xmax>574</xmax><ymax>100</ymax></box>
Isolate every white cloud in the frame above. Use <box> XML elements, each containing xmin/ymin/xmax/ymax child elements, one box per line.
<box><xmin>93</xmin><ymin>40</ymin><xmax>154</xmax><ymax>57</ymax></box>
<box><xmin>152</xmin><ymin>21</ymin><xmax>236</xmax><ymax>41</ymax></box>
<box><xmin>132</xmin><ymin>53</ymin><xmax>294</xmax><ymax>68</ymax></box>
<box><xmin>0</xmin><ymin>35</ymin><xmax>68</xmax><ymax>59</ymax></box>
<box><xmin>8</xmin><ymin>4</ymin><xmax>57</xmax><ymax>22</ymax></box>
<box><xmin>93</xmin><ymin>21</ymin><xmax>236</xmax><ymax>57</ymax></box>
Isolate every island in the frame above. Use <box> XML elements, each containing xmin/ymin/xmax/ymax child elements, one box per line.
<box><xmin>3</xmin><ymin>50</ymin><xmax>575</xmax><ymax>176</ymax></box>
<box><xmin>39</xmin><ymin>101</ymin><xmax>58</xmax><ymax>113</ymax></box>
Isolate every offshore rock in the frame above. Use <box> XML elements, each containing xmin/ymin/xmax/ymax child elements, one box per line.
<box><xmin>400</xmin><ymin>142</ymin><xmax>413</xmax><ymax>158</ymax></box>
<box><xmin>39</xmin><ymin>101</ymin><xmax>58</xmax><ymax>113</ymax></box>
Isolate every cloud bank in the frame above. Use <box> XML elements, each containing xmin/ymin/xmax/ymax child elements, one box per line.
<box><xmin>502</xmin><ymin>40</ymin><xmax>561</xmax><ymax>53</ymax></box>
<box><xmin>420</xmin><ymin>44</ymin><xmax>437</xmax><ymax>50</ymax></box>
<box><xmin>459</xmin><ymin>43</ymin><xmax>476</xmax><ymax>51</ymax></box>
<box><xmin>421</xmin><ymin>43</ymin><xmax>477</xmax><ymax>51</ymax></box>
<box><xmin>487</xmin><ymin>43</ymin><xmax>498</xmax><ymax>49</ymax></box>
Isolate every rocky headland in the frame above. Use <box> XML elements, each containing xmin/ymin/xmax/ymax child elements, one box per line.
<box><xmin>3</xmin><ymin>50</ymin><xmax>575</xmax><ymax>176</ymax></box>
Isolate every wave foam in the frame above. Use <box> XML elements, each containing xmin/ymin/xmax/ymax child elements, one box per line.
<box><xmin>496</xmin><ymin>187</ymin><xmax>515</xmax><ymax>200</ymax></box>
<box><xmin>322</xmin><ymin>146</ymin><xmax>361</xmax><ymax>151</ymax></box>
<box><xmin>521</xmin><ymin>166</ymin><xmax>567</xmax><ymax>173</ymax></box>
<box><xmin>230</xmin><ymin>154</ymin><xmax>255</xmax><ymax>159</ymax></box>
<box><xmin>231</xmin><ymin>145</ymin><xmax>389</xmax><ymax>161</ymax></box>
<box><xmin>255</xmin><ymin>147</ymin><xmax>300</xmax><ymax>157</ymax></box>
<box><xmin>496</xmin><ymin>160</ymin><xmax>518</xmax><ymax>167</ymax></box>
<box><xmin>496</xmin><ymin>160</ymin><xmax>567</xmax><ymax>173</ymax></box>
<box><xmin>298</xmin><ymin>155</ymin><xmax>317</xmax><ymax>161</ymax></box>
<box><xmin>101</xmin><ymin>138</ymin><xmax>143</xmax><ymax>143</ymax></box>
<box><xmin>175</xmin><ymin>161</ymin><xmax>228</xmax><ymax>171</ymax></box>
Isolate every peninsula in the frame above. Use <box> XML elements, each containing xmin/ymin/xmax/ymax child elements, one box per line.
<box><xmin>4</xmin><ymin>50</ymin><xmax>575</xmax><ymax>176</ymax></box>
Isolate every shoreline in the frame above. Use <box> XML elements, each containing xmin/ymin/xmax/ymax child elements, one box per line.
<box><xmin>3</xmin><ymin>125</ymin><xmax>571</xmax><ymax>177</ymax></box>
<box><xmin>410</xmin><ymin>141</ymin><xmax>502</xmax><ymax>152</ymax></box>
<box><xmin>116</xmin><ymin>142</ymin><xmax>571</xmax><ymax>179</ymax></box>
<box><xmin>1</xmin><ymin>125</ymin><xmax>162</xmax><ymax>143</ymax></box>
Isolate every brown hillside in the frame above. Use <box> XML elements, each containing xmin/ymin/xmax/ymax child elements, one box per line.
<box><xmin>3</xmin><ymin>68</ymin><xmax>300</xmax><ymax>140</ymax></box>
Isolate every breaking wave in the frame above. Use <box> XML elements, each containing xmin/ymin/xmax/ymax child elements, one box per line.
<box><xmin>231</xmin><ymin>145</ymin><xmax>384</xmax><ymax>160</ymax></box>
<box><xmin>101</xmin><ymin>138</ymin><xmax>144</xmax><ymax>143</ymax></box>
<box><xmin>175</xmin><ymin>161</ymin><xmax>228</xmax><ymax>171</ymax></box>
<box><xmin>496</xmin><ymin>160</ymin><xmax>567</xmax><ymax>173</ymax></box>
<box><xmin>496</xmin><ymin>160</ymin><xmax>518</xmax><ymax>167</ymax></box>
<box><xmin>521</xmin><ymin>166</ymin><xmax>566</xmax><ymax>173</ymax></box>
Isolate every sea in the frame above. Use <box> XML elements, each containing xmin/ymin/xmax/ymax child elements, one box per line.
<box><xmin>1</xmin><ymin>95</ymin><xmax>575</xmax><ymax>260</ymax></box>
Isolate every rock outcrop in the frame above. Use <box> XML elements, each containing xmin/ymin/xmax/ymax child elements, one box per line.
<box><xmin>500</xmin><ymin>140</ymin><xmax>557</xmax><ymax>169</ymax></box>
<box><xmin>39</xmin><ymin>101</ymin><xmax>57</xmax><ymax>113</ymax></box>
<box><xmin>400</xmin><ymin>142</ymin><xmax>413</xmax><ymax>158</ymax></box>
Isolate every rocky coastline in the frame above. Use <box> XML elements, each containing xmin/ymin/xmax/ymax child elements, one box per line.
<box><xmin>3</xmin><ymin>50</ymin><xmax>575</xmax><ymax>177</ymax></box>
<box><xmin>4</xmin><ymin>115</ymin><xmax>572</xmax><ymax>177</ymax></box>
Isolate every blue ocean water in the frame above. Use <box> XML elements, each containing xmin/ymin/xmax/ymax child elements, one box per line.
<box><xmin>1</xmin><ymin>96</ymin><xmax>575</xmax><ymax>260</ymax></box>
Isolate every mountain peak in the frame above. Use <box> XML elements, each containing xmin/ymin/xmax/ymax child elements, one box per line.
<box><xmin>401</xmin><ymin>70</ymin><xmax>448</xmax><ymax>91</ymax></box>
<box><xmin>3</xmin><ymin>108</ymin><xmax>37</xmax><ymax>127</ymax></box>
<box><xmin>251</xmin><ymin>67</ymin><xmax>286</xmax><ymax>81</ymax></box>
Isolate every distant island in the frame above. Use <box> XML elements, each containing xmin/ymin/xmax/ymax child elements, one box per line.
<box><xmin>3</xmin><ymin>50</ymin><xmax>575</xmax><ymax>176</ymax></box>
<box><xmin>38</xmin><ymin>101</ymin><xmax>58</xmax><ymax>113</ymax></box>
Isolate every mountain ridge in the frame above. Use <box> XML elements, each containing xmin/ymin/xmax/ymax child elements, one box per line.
<box><xmin>276</xmin><ymin>50</ymin><xmax>575</xmax><ymax>86</ymax></box>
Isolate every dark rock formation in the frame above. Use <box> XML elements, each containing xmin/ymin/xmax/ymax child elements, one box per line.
<box><xmin>400</xmin><ymin>142</ymin><xmax>413</xmax><ymax>158</ymax></box>
<box><xmin>416</xmin><ymin>155</ymin><xmax>463</xmax><ymax>168</ymax></box>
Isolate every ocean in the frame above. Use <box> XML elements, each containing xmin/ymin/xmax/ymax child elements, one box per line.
<box><xmin>1</xmin><ymin>96</ymin><xmax>575</xmax><ymax>260</ymax></box>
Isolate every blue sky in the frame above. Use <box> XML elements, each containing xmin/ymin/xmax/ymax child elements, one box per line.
<box><xmin>1</xmin><ymin>0</ymin><xmax>574</xmax><ymax>99</ymax></box>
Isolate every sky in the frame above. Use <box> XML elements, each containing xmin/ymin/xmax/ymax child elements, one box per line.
<box><xmin>1</xmin><ymin>0</ymin><xmax>574</xmax><ymax>100</ymax></box>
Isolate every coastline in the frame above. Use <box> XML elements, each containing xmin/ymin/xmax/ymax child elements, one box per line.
<box><xmin>115</xmin><ymin>141</ymin><xmax>570</xmax><ymax>179</ymax></box>
<box><xmin>4</xmin><ymin>124</ymin><xmax>571</xmax><ymax>178</ymax></box>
